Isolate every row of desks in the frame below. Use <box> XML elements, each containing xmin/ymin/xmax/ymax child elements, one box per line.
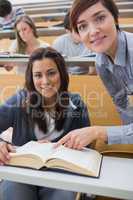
<box><xmin>12</xmin><ymin>0</ymin><xmax>73</xmax><ymax>6</ymax></box>
<box><xmin>26</xmin><ymin>9</ymin><xmax>133</xmax><ymax>23</ymax></box>
<box><xmin>13</xmin><ymin>1</ymin><xmax>133</xmax><ymax>11</ymax></box>
<box><xmin>0</xmin><ymin>24</ymin><xmax>133</xmax><ymax>39</ymax></box>
<box><xmin>0</xmin><ymin>54</ymin><xmax>96</xmax><ymax>67</ymax></box>
<box><xmin>12</xmin><ymin>0</ymin><xmax>133</xmax><ymax>7</ymax></box>
<box><xmin>23</xmin><ymin>3</ymin><xmax>133</xmax><ymax>15</ymax></box>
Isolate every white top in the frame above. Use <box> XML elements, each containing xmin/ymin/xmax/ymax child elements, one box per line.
<box><xmin>34</xmin><ymin>112</ymin><xmax>63</xmax><ymax>141</ymax></box>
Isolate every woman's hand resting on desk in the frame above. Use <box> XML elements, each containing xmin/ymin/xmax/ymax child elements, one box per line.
<box><xmin>0</xmin><ymin>141</ymin><xmax>16</xmax><ymax>165</ymax></box>
<box><xmin>55</xmin><ymin>126</ymin><xmax>108</xmax><ymax>150</ymax></box>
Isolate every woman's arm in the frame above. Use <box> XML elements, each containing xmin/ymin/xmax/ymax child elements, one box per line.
<box><xmin>55</xmin><ymin>123</ymin><xmax>133</xmax><ymax>149</ymax></box>
<box><xmin>55</xmin><ymin>126</ymin><xmax>107</xmax><ymax>149</ymax></box>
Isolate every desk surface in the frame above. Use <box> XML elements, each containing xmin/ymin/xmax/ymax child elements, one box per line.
<box><xmin>0</xmin><ymin>156</ymin><xmax>133</xmax><ymax>200</ymax></box>
<box><xmin>0</xmin><ymin>24</ymin><xmax>133</xmax><ymax>39</ymax></box>
<box><xmin>0</xmin><ymin>55</ymin><xmax>96</xmax><ymax>67</ymax></box>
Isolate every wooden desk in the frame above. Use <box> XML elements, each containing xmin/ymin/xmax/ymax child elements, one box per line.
<box><xmin>0</xmin><ymin>55</ymin><xmax>96</xmax><ymax>67</ymax></box>
<box><xmin>14</xmin><ymin>1</ymin><xmax>133</xmax><ymax>10</ymax></box>
<box><xmin>25</xmin><ymin>5</ymin><xmax>71</xmax><ymax>15</ymax></box>
<box><xmin>117</xmin><ymin>2</ymin><xmax>133</xmax><ymax>9</ymax></box>
<box><xmin>15</xmin><ymin>1</ymin><xmax>72</xmax><ymax>9</ymax></box>
<box><xmin>12</xmin><ymin>0</ymin><xmax>72</xmax><ymax>7</ymax></box>
<box><xmin>30</xmin><ymin>12</ymin><xmax>66</xmax><ymax>22</ymax></box>
<box><xmin>24</xmin><ymin>2</ymin><xmax>133</xmax><ymax>14</ymax></box>
<box><xmin>0</xmin><ymin>27</ymin><xmax>65</xmax><ymax>39</ymax></box>
<box><xmin>0</xmin><ymin>156</ymin><xmax>133</xmax><ymax>199</ymax></box>
<box><xmin>29</xmin><ymin>9</ymin><xmax>133</xmax><ymax>22</ymax></box>
<box><xmin>0</xmin><ymin>24</ymin><xmax>133</xmax><ymax>39</ymax></box>
<box><xmin>119</xmin><ymin>18</ymin><xmax>133</xmax><ymax>24</ymax></box>
<box><xmin>119</xmin><ymin>9</ymin><xmax>133</xmax><ymax>18</ymax></box>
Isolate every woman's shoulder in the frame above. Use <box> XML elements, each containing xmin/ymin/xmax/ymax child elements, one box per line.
<box><xmin>124</xmin><ymin>31</ymin><xmax>133</xmax><ymax>39</ymax></box>
<box><xmin>123</xmin><ymin>31</ymin><xmax>133</xmax><ymax>62</ymax></box>
<box><xmin>9</xmin><ymin>39</ymin><xmax>18</xmax><ymax>53</ymax></box>
<box><xmin>5</xmin><ymin>89</ymin><xmax>27</xmax><ymax>106</ymax></box>
<box><xmin>123</xmin><ymin>31</ymin><xmax>133</xmax><ymax>46</ymax></box>
<box><xmin>38</xmin><ymin>39</ymin><xmax>50</xmax><ymax>48</ymax></box>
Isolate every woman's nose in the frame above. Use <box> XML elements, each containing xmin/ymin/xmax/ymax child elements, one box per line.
<box><xmin>41</xmin><ymin>75</ymin><xmax>50</xmax><ymax>85</ymax></box>
<box><xmin>89</xmin><ymin>23</ymin><xmax>99</xmax><ymax>35</ymax></box>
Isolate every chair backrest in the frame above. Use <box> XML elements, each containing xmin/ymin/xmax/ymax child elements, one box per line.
<box><xmin>0</xmin><ymin>74</ymin><xmax>24</xmax><ymax>104</ymax></box>
<box><xmin>0</xmin><ymin>74</ymin><xmax>122</xmax><ymax>126</ymax></box>
<box><xmin>69</xmin><ymin>75</ymin><xmax>122</xmax><ymax>126</ymax></box>
<box><xmin>93</xmin><ymin>139</ymin><xmax>133</xmax><ymax>158</ymax></box>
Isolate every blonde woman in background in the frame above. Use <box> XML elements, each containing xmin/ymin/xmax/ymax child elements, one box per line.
<box><xmin>5</xmin><ymin>15</ymin><xmax>49</xmax><ymax>74</ymax></box>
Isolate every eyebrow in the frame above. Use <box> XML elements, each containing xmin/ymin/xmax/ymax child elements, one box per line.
<box><xmin>77</xmin><ymin>10</ymin><xmax>105</xmax><ymax>24</ymax></box>
<box><xmin>33</xmin><ymin>68</ymin><xmax>57</xmax><ymax>73</ymax></box>
<box><xmin>33</xmin><ymin>71</ymin><xmax>41</xmax><ymax>74</ymax></box>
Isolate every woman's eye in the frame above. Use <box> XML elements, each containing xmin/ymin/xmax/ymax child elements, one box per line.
<box><xmin>95</xmin><ymin>15</ymin><xmax>106</xmax><ymax>23</ymax></box>
<box><xmin>78</xmin><ymin>23</ymin><xmax>88</xmax><ymax>32</ymax></box>
<box><xmin>47</xmin><ymin>70</ymin><xmax>57</xmax><ymax>76</ymax></box>
<box><xmin>34</xmin><ymin>74</ymin><xmax>42</xmax><ymax>78</ymax></box>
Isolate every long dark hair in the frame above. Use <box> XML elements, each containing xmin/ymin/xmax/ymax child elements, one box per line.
<box><xmin>70</xmin><ymin>0</ymin><xmax>119</xmax><ymax>33</ymax></box>
<box><xmin>24</xmin><ymin>47</ymin><xmax>69</xmax><ymax>133</ymax></box>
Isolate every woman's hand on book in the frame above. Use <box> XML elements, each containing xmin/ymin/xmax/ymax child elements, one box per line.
<box><xmin>37</xmin><ymin>139</ymin><xmax>50</xmax><ymax>143</ymax></box>
<box><xmin>55</xmin><ymin>126</ymin><xmax>107</xmax><ymax>150</ymax></box>
<box><xmin>0</xmin><ymin>141</ymin><xmax>16</xmax><ymax>165</ymax></box>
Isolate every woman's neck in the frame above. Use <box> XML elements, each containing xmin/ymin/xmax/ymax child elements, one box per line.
<box><xmin>44</xmin><ymin>96</ymin><xmax>57</xmax><ymax>111</ymax></box>
<box><xmin>26</xmin><ymin>37</ymin><xmax>39</xmax><ymax>54</ymax></box>
<box><xmin>106</xmin><ymin>33</ymin><xmax>118</xmax><ymax>63</ymax></box>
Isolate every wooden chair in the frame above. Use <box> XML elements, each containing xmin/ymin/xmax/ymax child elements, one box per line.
<box><xmin>0</xmin><ymin>74</ymin><xmax>122</xmax><ymax>142</ymax></box>
<box><xmin>69</xmin><ymin>75</ymin><xmax>122</xmax><ymax>126</ymax></box>
<box><xmin>0</xmin><ymin>74</ymin><xmax>122</xmax><ymax>126</ymax></box>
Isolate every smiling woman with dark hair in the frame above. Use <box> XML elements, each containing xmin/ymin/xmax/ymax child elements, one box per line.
<box><xmin>0</xmin><ymin>47</ymin><xmax>90</xmax><ymax>200</ymax></box>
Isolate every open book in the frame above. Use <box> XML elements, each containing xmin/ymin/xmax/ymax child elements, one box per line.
<box><xmin>8</xmin><ymin>141</ymin><xmax>102</xmax><ymax>177</ymax></box>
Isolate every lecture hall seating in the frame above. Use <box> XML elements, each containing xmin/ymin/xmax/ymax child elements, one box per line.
<box><xmin>0</xmin><ymin>75</ymin><xmax>122</xmax><ymax>126</ymax></box>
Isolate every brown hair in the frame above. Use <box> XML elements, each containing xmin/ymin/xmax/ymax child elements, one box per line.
<box><xmin>24</xmin><ymin>47</ymin><xmax>69</xmax><ymax>133</ymax></box>
<box><xmin>14</xmin><ymin>15</ymin><xmax>38</xmax><ymax>54</ymax></box>
<box><xmin>70</xmin><ymin>0</ymin><xmax>119</xmax><ymax>33</ymax></box>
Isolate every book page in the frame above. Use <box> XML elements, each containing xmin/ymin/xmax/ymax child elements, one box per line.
<box><xmin>10</xmin><ymin>141</ymin><xmax>102</xmax><ymax>175</ymax></box>
<box><xmin>50</xmin><ymin>146</ymin><xmax>102</xmax><ymax>173</ymax></box>
<box><xmin>13</xmin><ymin>141</ymin><xmax>55</xmax><ymax>162</ymax></box>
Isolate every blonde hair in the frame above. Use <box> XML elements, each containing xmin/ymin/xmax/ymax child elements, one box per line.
<box><xmin>14</xmin><ymin>15</ymin><xmax>38</xmax><ymax>54</ymax></box>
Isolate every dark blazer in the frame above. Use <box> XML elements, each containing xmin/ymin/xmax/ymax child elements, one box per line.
<box><xmin>0</xmin><ymin>90</ymin><xmax>90</xmax><ymax>146</ymax></box>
